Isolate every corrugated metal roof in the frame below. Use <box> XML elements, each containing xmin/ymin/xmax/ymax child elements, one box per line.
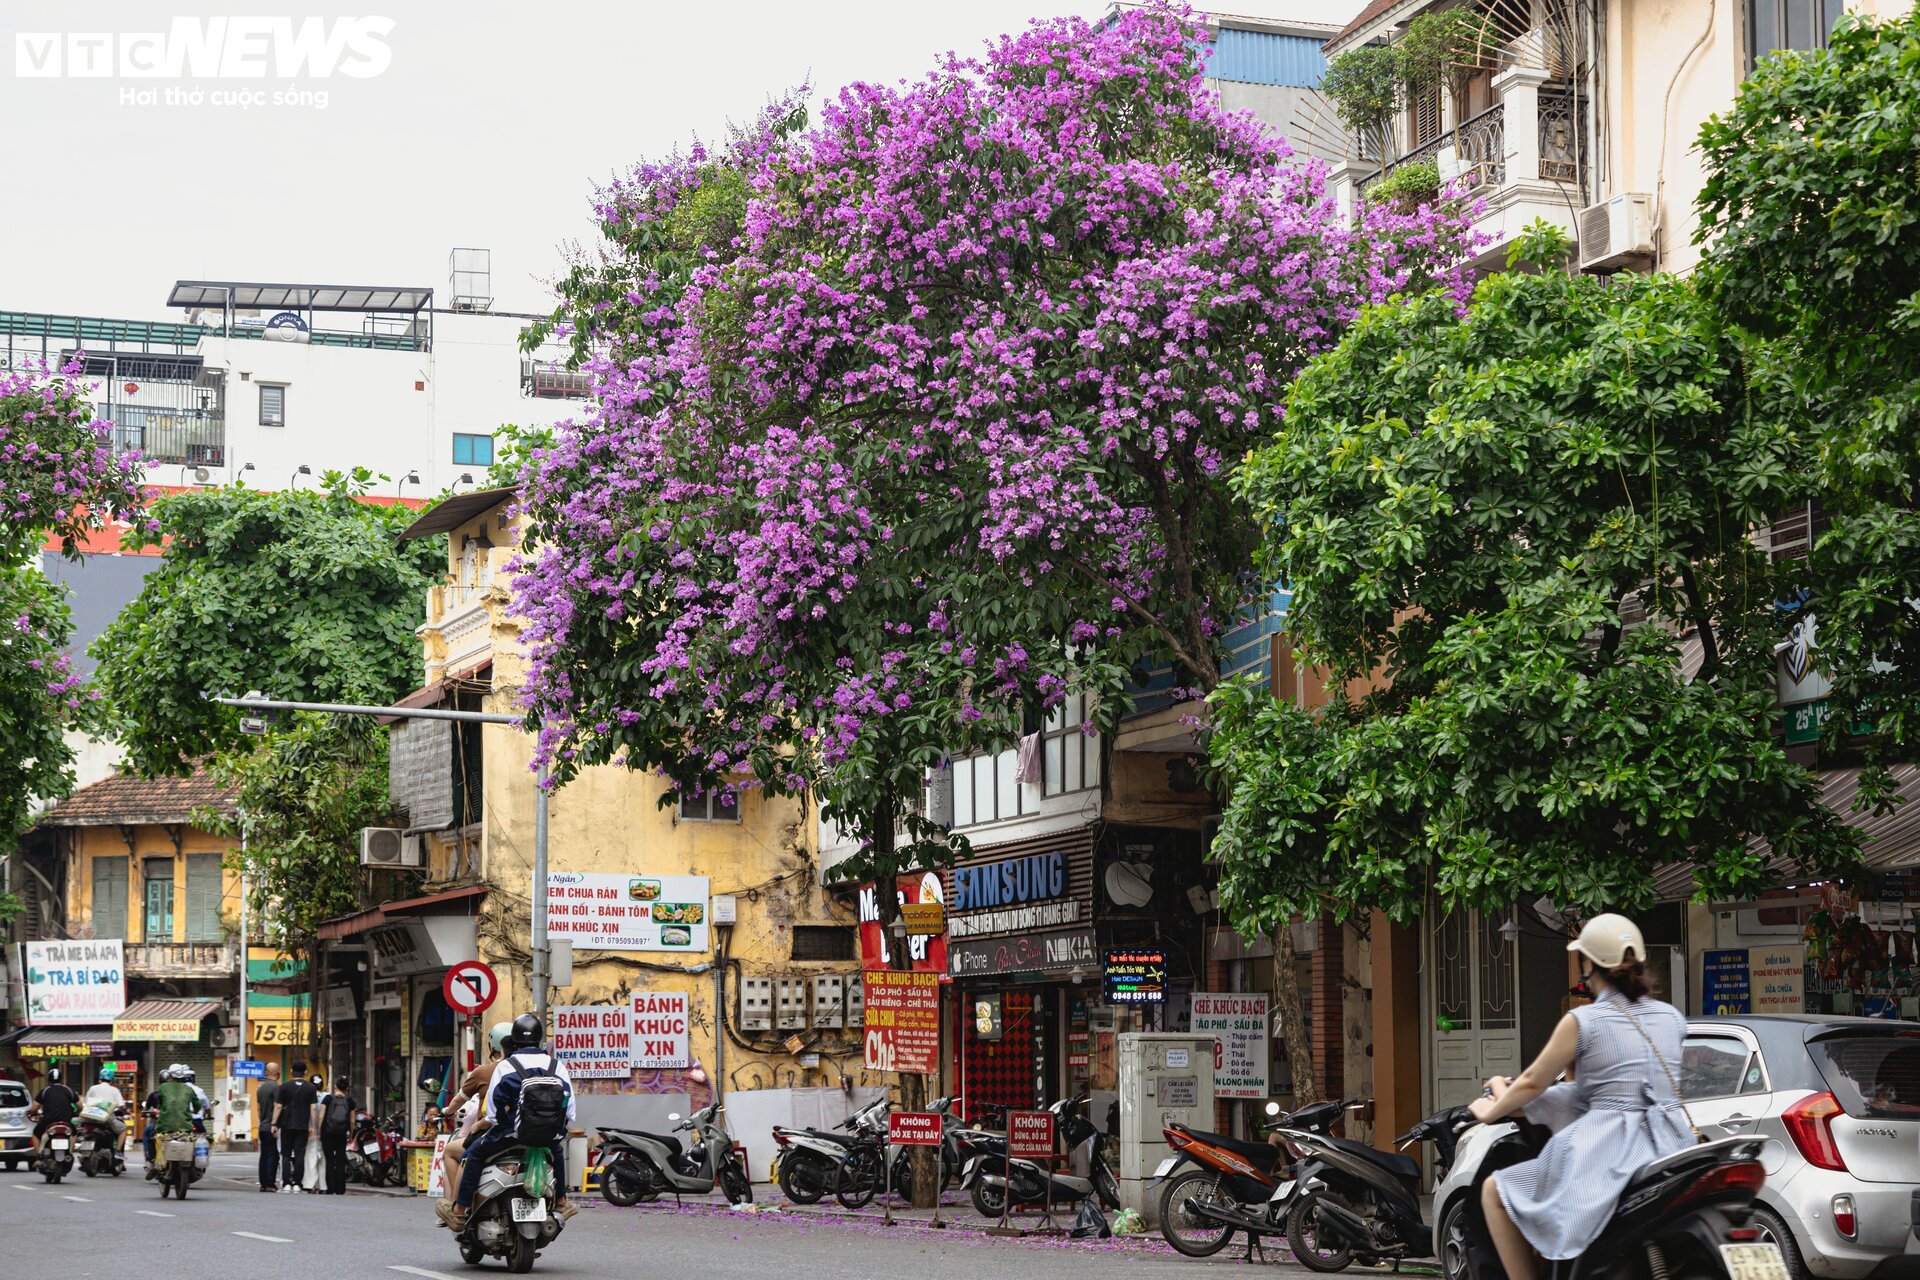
<box><xmin>1208</xmin><ymin>27</ymin><xmax>1329</xmax><ymax>88</ymax></box>
<box><xmin>1654</xmin><ymin>764</ymin><xmax>1920</xmax><ymax>901</ymax></box>
<box><xmin>15</xmin><ymin>1025</ymin><xmax>114</xmax><ymax>1044</ymax></box>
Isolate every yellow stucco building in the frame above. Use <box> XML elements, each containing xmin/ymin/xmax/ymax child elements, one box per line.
<box><xmin>309</xmin><ymin>488</ymin><xmax>877</xmax><ymax>1165</ymax></box>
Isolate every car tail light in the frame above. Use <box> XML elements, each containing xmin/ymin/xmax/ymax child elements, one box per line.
<box><xmin>1783</xmin><ymin>1092</ymin><xmax>1849</xmax><ymax>1172</ymax></box>
<box><xmin>1833</xmin><ymin>1194</ymin><xmax>1857</xmax><ymax>1239</ymax></box>
<box><xmin>1670</xmin><ymin>1160</ymin><xmax>1765</xmax><ymax>1212</ymax></box>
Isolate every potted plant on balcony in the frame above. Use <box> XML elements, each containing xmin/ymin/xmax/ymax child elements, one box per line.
<box><xmin>1321</xmin><ymin>44</ymin><xmax>1402</xmax><ymax>168</ymax></box>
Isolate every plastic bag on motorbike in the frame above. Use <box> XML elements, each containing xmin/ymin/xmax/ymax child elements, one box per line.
<box><xmin>1069</xmin><ymin>1199</ymin><xmax>1111</xmax><ymax>1240</ymax></box>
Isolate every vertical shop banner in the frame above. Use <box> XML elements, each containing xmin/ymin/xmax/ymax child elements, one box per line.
<box><xmin>24</xmin><ymin>939</ymin><xmax>125</xmax><ymax>1025</ymax></box>
<box><xmin>1701</xmin><ymin>949</ymin><xmax>1752</xmax><ymax>1015</ymax></box>
<box><xmin>543</xmin><ymin>872</ymin><xmax>711</xmax><ymax>951</ymax></box>
<box><xmin>630</xmin><ymin>992</ymin><xmax>691</xmax><ymax>1069</ymax></box>
<box><xmin>1750</xmin><ymin>945</ymin><xmax>1805</xmax><ymax>1015</ymax></box>
<box><xmin>862</xmin><ymin>969</ymin><xmax>941</xmax><ymax>1073</ymax></box>
<box><xmin>858</xmin><ymin>873</ymin><xmax>948</xmax><ymax>972</ymax></box>
<box><xmin>551</xmin><ymin>1004</ymin><xmax>634</xmax><ymax>1078</ymax></box>
<box><xmin>1191</xmin><ymin>993</ymin><xmax>1271</xmax><ymax>1099</ymax></box>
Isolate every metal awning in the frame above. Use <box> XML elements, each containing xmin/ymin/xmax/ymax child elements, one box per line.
<box><xmin>112</xmin><ymin>999</ymin><xmax>221</xmax><ymax>1042</ymax></box>
<box><xmin>316</xmin><ymin>884</ymin><xmax>489</xmax><ymax>941</ymax></box>
<box><xmin>1655</xmin><ymin>764</ymin><xmax>1920</xmax><ymax>901</ymax></box>
<box><xmin>13</xmin><ymin>1026</ymin><xmax>115</xmax><ymax>1057</ymax></box>
<box><xmin>167</xmin><ymin>281</ymin><xmax>433</xmax><ymax>313</ymax></box>
<box><xmin>398</xmin><ymin>488</ymin><xmax>518</xmax><ymax>540</ymax></box>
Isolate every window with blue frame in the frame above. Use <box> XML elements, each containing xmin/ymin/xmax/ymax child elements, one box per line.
<box><xmin>452</xmin><ymin>433</ymin><xmax>495</xmax><ymax>466</ymax></box>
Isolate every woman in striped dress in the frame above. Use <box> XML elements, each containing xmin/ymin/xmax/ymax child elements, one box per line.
<box><xmin>1466</xmin><ymin>914</ymin><xmax>1694</xmax><ymax>1280</ymax></box>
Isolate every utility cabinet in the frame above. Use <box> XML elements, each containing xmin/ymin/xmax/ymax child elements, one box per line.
<box><xmin>738</xmin><ymin>975</ymin><xmax>774</xmax><ymax>1032</ymax></box>
<box><xmin>1116</xmin><ymin>1033</ymin><xmax>1217</xmax><ymax>1223</ymax></box>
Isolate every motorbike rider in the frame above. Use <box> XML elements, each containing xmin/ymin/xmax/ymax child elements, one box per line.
<box><xmin>438</xmin><ymin>1013</ymin><xmax>578</xmax><ymax>1230</ymax></box>
<box><xmin>144</xmin><ymin>1064</ymin><xmax>203</xmax><ymax>1174</ymax></box>
<box><xmin>82</xmin><ymin>1064</ymin><xmax>128</xmax><ymax>1154</ymax></box>
<box><xmin>27</xmin><ymin>1066</ymin><xmax>79</xmax><ymax>1150</ymax></box>
<box><xmin>1466</xmin><ymin>914</ymin><xmax>1692</xmax><ymax>1280</ymax></box>
<box><xmin>438</xmin><ymin>1020</ymin><xmax>513</xmax><ymax>1211</ymax></box>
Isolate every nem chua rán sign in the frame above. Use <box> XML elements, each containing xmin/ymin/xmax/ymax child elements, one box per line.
<box><xmin>550</xmin><ymin>1004</ymin><xmax>633</xmax><ymax>1078</ymax></box>
<box><xmin>25</xmin><ymin>939</ymin><xmax>125</xmax><ymax>1026</ymax></box>
<box><xmin>543</xmin><ymin>873</ymin><xmax>710</xmax><ymax>951</ymax></box>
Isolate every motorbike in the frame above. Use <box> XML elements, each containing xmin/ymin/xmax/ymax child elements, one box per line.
<box><xmin>1282</xmin><ymin>1099</ymin><xmax>1447</xmax><ymax>1272</ymax></box>
<box><xmin>962</xmin><ymin>1094</ymin><xmax>1120</xmax><ymax>1219</ymax></box>
<box><xmin>348</xmin><ymin>1107</ymin><xmax>405</xmax><ymax>1186</ymax></box>
<box><xmin>1420</xmin><ymin>1104</ymin><xmax>1782</xmax><ymax>1280</ymax></box>
<box><xmin>455</xmin><ymin>1143</ymin><xmax>566</xmax><ymax>1274</ymax></box>
<box><xmin>36</xmin><ymin>1119</ymin><xmax>75</xmax><ymax>1183</ymax></box>
<box><xmin>76</xmin><ymin>1105</ymin><xmax>129</xmax><ymax>1178</ymax></box>
<box><xmin>592</xmin><ymin>1101</ymin><xmax>753</xmax><ymax>1206</ymax></box>
<box><xmin>769</xmin><ymin>1097</ymin><xmax>887</xmax><ymax>1205</ymax></box>
<box><xmin>1152</xmin><ymin>1096</ymin><xmax>1362</xmax><ymax>1258</ymax></box>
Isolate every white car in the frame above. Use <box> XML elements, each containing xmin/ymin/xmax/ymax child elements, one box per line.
<box><xmin>0</xmin><ymin>1080</ymin><xmax>32</xmax><ymax>1170</ymax></box>
<box><xmin>1431</xmin><ymin>1015</ymin><xmax>1920</xmax><ymax>1280</ymax></box>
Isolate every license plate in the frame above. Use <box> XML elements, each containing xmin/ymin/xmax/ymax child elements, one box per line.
<box><xmin>49</xmin><ymin>1138</ymin><xmax>69</xmax><ymax>1150</ymax></box>
<box><xmin>1269</xmin><ymin>1179</ymin><xmax>1296</xmax><ymax>1203</ymax></box>
<box><xmin>512</xmin><ymin>1197</ymin><xmax>548</xmax><ymax>1223</ymax></box>
<box><xmin>362</xmin><ymin>1141</ymin><xmax>383</xmax><ymax>1156</ymax></box>
<box><xmin>1720</xmin><ymin>1243</ymin><xmax>1789</xmax><ymax>1280</ymax></box>
<box><xmin>1153</xmin><ymin>1157</ymin><xmax>1177</xmax><ymax>1178</ymax></box>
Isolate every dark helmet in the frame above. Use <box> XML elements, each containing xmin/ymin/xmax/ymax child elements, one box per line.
<box><xmin>46</xmin><ymin>1067</ymin><xmax>61</xmax><ymax>1084</ymax></box>
<box><xmin>504</xmin><ymin>1013</ymin><xmax>543</xmax><ymax>1052</ymax></box>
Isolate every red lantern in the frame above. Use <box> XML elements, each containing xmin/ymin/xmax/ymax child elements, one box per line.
<box><xmin>123</xmin><ymin>382</ymin><xmax>139</xmax><ymax>395</ymax></box>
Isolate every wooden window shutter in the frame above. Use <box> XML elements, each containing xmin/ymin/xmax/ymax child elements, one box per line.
<box><xmin>1413</xmin><ymin>86</ymin><xmax>1443</xmax><ymax>148</ymax></box>
<box><xmin>92</xmin><ymin>856</ymin><xmax>128</xmax><ymax>939</ymax></box>
<box><xmin>185</xmin><ymin>854</ymin><xmax>223</xmax><ymax>942</ymax></box>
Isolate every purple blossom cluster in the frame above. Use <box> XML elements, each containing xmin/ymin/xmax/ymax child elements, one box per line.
<box><xmin>0</xmin><ymin>355</ymin><xmax>153</xmax><ymax>559</ymax></box>
<box><xmin>511</xmin><ymin>6</ymin><xmax>1478</xmax><ymax>807</ymax></box>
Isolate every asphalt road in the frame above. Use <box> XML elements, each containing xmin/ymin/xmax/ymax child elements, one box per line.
<box><xmin>0</xmin><ymin>1153</ymin><xmax>1322</xmax><ymax>1280</ymax></box>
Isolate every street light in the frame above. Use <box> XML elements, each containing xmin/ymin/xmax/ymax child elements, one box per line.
<box><xmin>456</xmin><ymin>472</ymin><xmax>474</xmax><ymax>490</ymax></box>
<box><xmin>397</xmin><ymin>469</ymin><xmax>421</xmax><ymax>501</ymax></box>
<box><xmin>290</xmin><ymin>464</ymin><xmax>312</xmax><ymax>489</ymax></box>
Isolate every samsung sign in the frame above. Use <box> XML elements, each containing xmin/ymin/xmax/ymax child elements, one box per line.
<box><xmin>951</xmin><ymin>852</ymin><xmax>1066</xmax><ymax>913</ymax></box>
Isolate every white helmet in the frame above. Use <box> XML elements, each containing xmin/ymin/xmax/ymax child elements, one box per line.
<box><xmin>1568</xmin><ymin>913</ymin><xmax>1644</xmax><ymax>968</ymax></box>
<box><xmin>488</xmin><ymin>1021</ymin><xmax>513</xmax><ymax>1054</ymax></box>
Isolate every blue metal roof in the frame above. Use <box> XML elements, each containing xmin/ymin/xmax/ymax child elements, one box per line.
<box><xmin>1206</xmin><ymin>28</ymin><xmax>1329</xmax><ymax>89</ymax></box>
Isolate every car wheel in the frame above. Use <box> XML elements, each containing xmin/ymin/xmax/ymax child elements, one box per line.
<box><xmin>1745</xmin><ymin>1205</ymin><xmax>1807</xmax><ymax>1280</ymax></box>
<box><xmin>1437</xmin><ymin>1196</ymin><xmax>1470</xmax><ymax>1280</ymax></box>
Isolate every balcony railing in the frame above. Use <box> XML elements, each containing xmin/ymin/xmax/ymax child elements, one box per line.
<box><xmin>1537</xmin><ymin>90</ymin><xmax>1586</xmax><ymax>186</ymax></box>
<box><xmin>124</xmin><ymin>940</ymin><xmax>235</xmax><ymax>978</ymax></box>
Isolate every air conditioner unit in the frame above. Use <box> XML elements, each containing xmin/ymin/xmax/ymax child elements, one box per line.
<box><xmin>358</xmin><ymin>827</ymin><xmax>423</xmax><ymax>869</ymax></box>
<box><xmin>1577</xmin><ymin>192</ymin><xmax>1655</xmax><ymax>272</ymax></box>
<box><xmin>210</xmin><ymin>1026</ymin><xmax>240</xmax><ymax>1051</ymax></box>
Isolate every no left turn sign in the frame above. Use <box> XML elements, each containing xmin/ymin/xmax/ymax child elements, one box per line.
<box><xmin>443</xmin><ymin>960</ymin><xmax>499</xmax><ymax>1016</ymax></box>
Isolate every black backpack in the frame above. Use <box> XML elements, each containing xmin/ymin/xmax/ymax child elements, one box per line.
<box><xmin>504</xmin><ymin>1055</ymin><xmax>569</xmax><ymax>1145</ymax></box>
<box><xmin>321</xmin><ymin>1093</ymin><xmax>352</xmax><ymax>1135</ymax></box>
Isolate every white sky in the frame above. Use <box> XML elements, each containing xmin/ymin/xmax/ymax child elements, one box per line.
<box><xmin>1</xmin><ymin>1</ymin><xmax>1357</xmax><ymax>320</ymax></box>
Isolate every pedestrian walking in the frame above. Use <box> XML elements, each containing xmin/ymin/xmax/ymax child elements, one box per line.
<box><xmin>320</xmin><ymin>1078</ymin><xmax>353</xmax><ymax>1195</ymax></box>
<box><xmin>275</xmin><ymin>1062</ymin><xmax>319</xmax><ymax>1193</ymax></box>
<box><xmin>255</xmin><ymin>1063</ymin><xmax>282</xmax><ymax>1192</ymax></box>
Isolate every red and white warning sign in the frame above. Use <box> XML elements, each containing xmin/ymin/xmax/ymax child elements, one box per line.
<box><xmin>443</xmin><ymin>960</ymin><xmax>498</xmax><ymax>1016</ymax></box>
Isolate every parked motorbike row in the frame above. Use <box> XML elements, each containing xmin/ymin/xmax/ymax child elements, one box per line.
<box><xmin>1153</xmin><ymin>1096</ymin><xmax>1790</xmax><ymax>1280</ymax></box>
<box><xmin>347</xmin><ymin>1108</ymin><xmax>409</xmax><ymax>1187</ymax></box>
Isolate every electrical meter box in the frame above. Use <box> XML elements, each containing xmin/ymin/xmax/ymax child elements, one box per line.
<box><xmin>738</xmin><ymin>975</ymin><xmax>774</xmax><ymax>1032</ymax></box>
<box><xmin>845</xmin><ymin>974</ymin><xmax>865</xmax><ymax>1028</ymax></box>
<box><xmin>775</xmin><ymin>977</ymin><xmax>809</xmax><ymax>1030</ymax></box>
<box><xmin>1117</xmin><ymin>1033</ymin><xmax>1217</xmax><ymax>1222</ymax></box>
<box><xmin>810</xmin><ymin>974</ymin><xmax>847</xmax><ymax>1029</ymax></box>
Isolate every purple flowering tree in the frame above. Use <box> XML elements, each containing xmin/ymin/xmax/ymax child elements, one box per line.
<box><xmin>0</xmin><ymin>359</ymin><xmax>149</xmax><ymax>889</ymax></box>
<box><xmin>514</xmin><ymin>8</ymin><xmax>1477</xmax><ymax>903</ymax></box>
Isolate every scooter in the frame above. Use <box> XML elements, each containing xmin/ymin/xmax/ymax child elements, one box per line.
<box><xmin>455</xmin><ymin>1143</ymin><xmax>566</xmax><ymax>1274</ymax></box>
<box><xmin>76</xmin><ymin>1105</ymin><xmax>128</xmax><ymax>1178</ymax></box>
<box><xmin>1151</xmin><ymin>1096</ymin><xmax>1361</xmax><ymax>1258</ymax></box>
<box><xmin>592</xmin><ymin>1102</ymin><xmax>753</xmax><ymax>1206</ymax></box>
<box><xmin>1282</xmin><ymin>1098</ymin><xmax>1439</xmax><ymax>1272</ymax></box>
<box><xmin>348</xmin><ymin>1107</ymin><xmax>404</xmax><ymax>1186</ymax></box>
<box><xmin>768</xmin><ymin>1096</ymin><xmax>887</xmax><ymax>1204</ymax></box>
<box><xmin>1422</xmin><ymin>1104</ymin><xmax>1782</xmax><ymax>1280</ymax></box>
<box><xmin>36</xmin><ymin>1120</ymin><xmax>75</xmax><ymax>1184</ymax></box>
<box><xmin>968</xmin><ymin>1094</ymin><xmax>1120</xmax><ymax>1219</ymax></box>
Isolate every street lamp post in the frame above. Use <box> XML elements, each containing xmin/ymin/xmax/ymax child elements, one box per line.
<box><xmin>213</xmin><ymin>694</ymin><xmax>553</xmax><ymax>1022</ymax></box>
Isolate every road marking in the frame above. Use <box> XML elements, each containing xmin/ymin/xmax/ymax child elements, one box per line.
<box><xmin>61</xmin><ymin>1195</ymin><xmax>92</xmax><ymax>1202</ymax></box>
<box><xmin>232</xmin><ymin>1231</ymin><xmax>294</xmax><ymax>1243</ymax></box>
<box><xmin>137</xmin><ymin>1210</ymin><xmax>176</xmax><ymax>1217</ymax></box>
<box><xmin>390</xmin><ymin>1267</ymin><xmax>467</xmax><ymax>1280</ymax></box>
<box><xmin>8</xmin><ymin>1184</ymin><xmax>37</xmax><ymax>1191</ymax></box>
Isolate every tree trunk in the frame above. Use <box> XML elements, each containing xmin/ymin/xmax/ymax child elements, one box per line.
<box><xmin>1272</xmin><ymin>924</ymin><xmax>1319</xmax><ymax>1108</ymax></box>
<box><xmin>872</xmin><ymin>789</ymin><xmax>940</xmax><ymax>1208</ymax></box>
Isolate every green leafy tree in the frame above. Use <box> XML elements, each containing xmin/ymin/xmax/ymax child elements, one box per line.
<box><xmin>92</xmin><ymin>469</ymin><xmax>445</xmax><ymax>776</ymax></box>
<box><xmin>1321</xmin><ymin>44</ymin><xmax>1402</xmax><ymax>163</ymax></box>
<box><xmin>1696</xmin><ymin>11</ymin><xmax>1920</xmax><ymax>763</ymax></box>
<box><xmin>1211</xmin><ymin>226</ymin><xmax>1860</xmax><ymax>934</ymax></box>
